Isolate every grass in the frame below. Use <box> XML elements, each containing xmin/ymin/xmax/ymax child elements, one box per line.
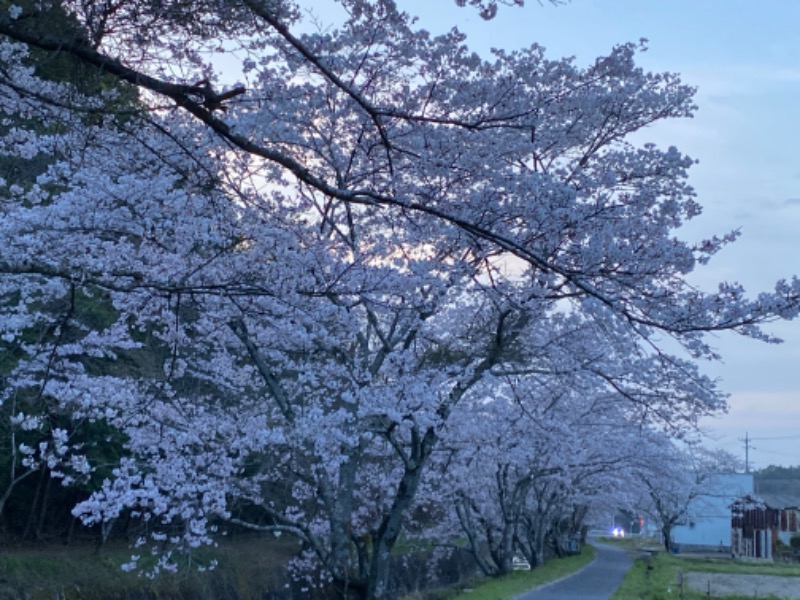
<box><xmin>608</xmin><ymin>542</ymin><xmax>800</xmax><ymax>600</ymax></box>
<box><xmin>411</xmin><ymin>544</ymin><xmax>596</xmax><ymax>600</ymax></box>
<box><xmin>597</xmin><ymin>535</ymin><xmax>663</xmax><ymax>552</ymax></box>
<box><xmin>0</xmin><ymin>535</ymin><xmax>300</xmax><ymax>600</ymax></box>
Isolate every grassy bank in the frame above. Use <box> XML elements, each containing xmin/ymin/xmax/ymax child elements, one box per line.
<box><xmin>0</xmin><ymin>535</ymin><xmax>300</xmax><ymax>600</ymax></box>
<box><xmin>412</xmin><ymin>544</ymin><xmax>596</xmax><ymax>600</ymax></box>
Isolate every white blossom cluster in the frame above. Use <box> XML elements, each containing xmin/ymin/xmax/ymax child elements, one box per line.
<box><xmin>0</xmin><ymin>1</ymin><xmax>797</xmax><ymax>597</ymax></box>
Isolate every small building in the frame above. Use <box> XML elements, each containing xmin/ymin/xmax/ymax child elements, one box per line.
<box><xmin>672</xmin><ymin>473</ymin><xmax>753</xmax><ymax>552</ymax></box>
<box><xmin>731</xmin><ymin>493</ymin><xmax>800</xmax><ymax>559</ymax></box>
<box><xmin>731</xmin><ymin>495</ymin><xmax>777</xmax><ymax>559</ymax></box>
<box><xmin>754</xmin><ymin>476</ymin><xmax>800</xmax><ymax>547</ymax></box>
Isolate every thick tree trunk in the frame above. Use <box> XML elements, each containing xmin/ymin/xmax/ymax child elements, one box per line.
<box><xmin>321</xmin><ymin>446</ymin><xmax>371</xmax><ymax>600</ymax></box>
<box><xmin>520</xmin><ymin>517</ymin><xmax>547</xmax><ymax>569</ymax></box>
<box><xmin>365</xmin><ymin>427</ymin><xmax>435</xmax><ymax>599</ymax></box>
<box><xmin>531</xmin><ymin>529</ymin><xmax>547</xmax><ymax>568</ymax></box>
<box><xmin>485</xmin><ymin>517</ymin><xmax>518</xmax><ymax>576</ymax></box>
<box><xmin>455</xmin><ymin>499</ymin><xmax>499</xmax><ymax>577</ymax></box>
<box><xmin>551</xmin><ymin>514</ymin><xmax>579</xmax><ymax>557</ymax></box>
<box><xmin>328</xmin><ymin>454</ymin><xmax>361</xmax><ymax>591</ymax></box>
<box><xmin>498</xmin><ymin>521</ymin><xmax>515</xmax><ymax>575</ymax></box>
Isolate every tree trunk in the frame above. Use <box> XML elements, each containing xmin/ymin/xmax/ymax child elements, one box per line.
<box><xmin>531</xmin><ymin>529</ymin><xmax>546</xmax><ymax>569</ymax></box>
<box><xmin>35</xmin><ymin>471</ymin><xmax>53</xmax><ymax>540</ymax></box>
<box><xmin>365</xmin><ymin>427</ymin><xmax>435</xmax><ymax>599</ymax></box>
<box><xmin>327</xmin><ymin>452</ymin><xmax>361</xmax><ymax>594</ymax></box>
<box><xmin>455</xmin><ymin>499</ymin><xmax>498</xmax><ymax>577</ymax></box>
<box><xmin>483</xmin><ymin>516</ymin><xmax>518</xmax><ymax>576</ymax></box>
<box><xmin>65</xmin><ymin>515</ymin><xmax>76</xmax><ymax>545</ymax></box>
<box><xmin>580</xmin><ymin>524</ymin><xmax>589</xmax><ymax>545</ymax></box>
<box><xmin>23</xmin><ymin>466</ymin><xmax>47</xmax><ymax>540</ymax></box>
<box><xmin>498</xmin><ymin>520</ymin><xmax>515</xmax><ymax>575</ymax></box>
<box><xmin>662</xmin><ymin>523</ymin><xmax>673</xmax><ymax>552</ymax></box>
<box><xmin>332</xmin><ymin>577</ymin><xmax>368</xmax><ymax>600</ymax></box>
<box><xmin>521</xmin><ymin>517</ymin><xmax>547</xmax><ymax>569</ymax></box>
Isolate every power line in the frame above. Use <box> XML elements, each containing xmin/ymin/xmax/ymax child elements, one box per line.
<box><xmin>758</xmin><ymin>448</ymin><xmax>800</xmax><ymax>459</ymax></box>
<box><xmin>737</xmin><ymin>433</ymin><xmax>800</xmax><ymax>471</ymax></box>
<box><xmin>750</xmin><ymin>434</ymin><xmax>800</xmax><ymax>441</ymax></box>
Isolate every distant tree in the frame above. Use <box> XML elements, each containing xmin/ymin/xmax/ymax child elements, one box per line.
<box><xmin>635</xmin><ymin>440</ymin><xmax>740</xmax><ymax>551</ymax></box>
<box><xmin>756</xmin><ymin>465</ymin><xmax>800</xmax><ymax>480</ymax></box>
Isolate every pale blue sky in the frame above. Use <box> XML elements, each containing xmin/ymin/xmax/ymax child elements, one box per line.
<box><xmin>395</xmin><ymin>0</ymin><xmax>800</xmax><ymax>467</ymax></box>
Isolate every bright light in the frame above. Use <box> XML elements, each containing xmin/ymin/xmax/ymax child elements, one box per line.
<box><xmin>612</xmin><ymin>527</ymin><xmax>625</xmax><ymax>538</ymax></box>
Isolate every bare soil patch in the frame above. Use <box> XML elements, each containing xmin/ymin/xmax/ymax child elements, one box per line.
<box><xmin>687</xmin><ymin>571</ymin><xmax>800</xmax><ymax>599</ymax></box>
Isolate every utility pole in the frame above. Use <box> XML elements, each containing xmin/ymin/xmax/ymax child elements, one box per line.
<box><xmin>739</xmin><ymin>432</ymin><xmax>755</xmax><ymax>473</ymax></box>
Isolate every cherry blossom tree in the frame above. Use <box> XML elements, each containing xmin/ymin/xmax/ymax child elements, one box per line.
<box><xmin>2</xmin><ymin>1</ymin><xmax>800</xmax><ymax>598</ymax></box>
<box><xmin>632</xmin><ymin>435</ymin><xmax>742</xmax><ymax>551</ymax></box>
<box><xmin>436</xmin><ymin>341</ymin><xmax>687</xmax><ymax>575</ymax></box>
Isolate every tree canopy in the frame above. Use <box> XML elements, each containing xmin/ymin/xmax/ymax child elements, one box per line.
<box><xmin>1</xmin><ymin>1</ymin><xmax>798</xmax><ymax>598</ymax></box>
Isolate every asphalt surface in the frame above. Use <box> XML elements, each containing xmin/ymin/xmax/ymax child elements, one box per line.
<box><xmin>515</xmin><ymin>541</ymin><xmax>634</xmax><ymax>600</ymax></box>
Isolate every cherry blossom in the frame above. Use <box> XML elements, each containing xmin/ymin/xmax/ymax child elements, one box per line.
<box><xmin>1</xmin><ymin>2</ymin><xmax>798</xmax><ymax>598</ymax></box>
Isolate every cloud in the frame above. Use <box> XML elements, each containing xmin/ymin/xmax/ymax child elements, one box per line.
<box><xmin>680</xmin><ymin>65</ymin><xmax>800</xmax><ymax>98</ymax></box>
<box><xmin>699</xmin><ymin>390</ymin><xmax>800</xmax><ymax>468</ymax></box>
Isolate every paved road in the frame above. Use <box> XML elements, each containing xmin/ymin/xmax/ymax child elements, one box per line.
<box><xmin>515</xmin><ymin>541</ymin><xmax>634</xmax><ymax>600</ymax></box>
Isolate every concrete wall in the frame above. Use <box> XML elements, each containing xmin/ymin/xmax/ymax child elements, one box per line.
<box><xmin>673</xmin><ymin>473</ymin><xmax>754</xmax><ymax>550</ymax></box>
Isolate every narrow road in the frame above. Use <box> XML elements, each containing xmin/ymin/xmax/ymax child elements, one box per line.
<box><xmin>515</xmin><ymin>541</ymin><xmax>634</xmax><ymax>600</ymax></box>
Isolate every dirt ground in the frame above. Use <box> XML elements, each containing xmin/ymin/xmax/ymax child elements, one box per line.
<box><xmin>686</xmin><ymin>571</ymin><xmax>800</xmax><ymax>599</ymax></box>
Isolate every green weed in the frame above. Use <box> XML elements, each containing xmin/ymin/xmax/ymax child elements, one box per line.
<box><xmin>611</xmin><ymin>551</ymin><xmax>800</xmax><ymax>600</ymax></box>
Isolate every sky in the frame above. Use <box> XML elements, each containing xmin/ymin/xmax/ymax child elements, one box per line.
<box><xmin>388</xmin><ymin>0</ymin><xmax>800</xmax><ymax>468</ymax></box>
